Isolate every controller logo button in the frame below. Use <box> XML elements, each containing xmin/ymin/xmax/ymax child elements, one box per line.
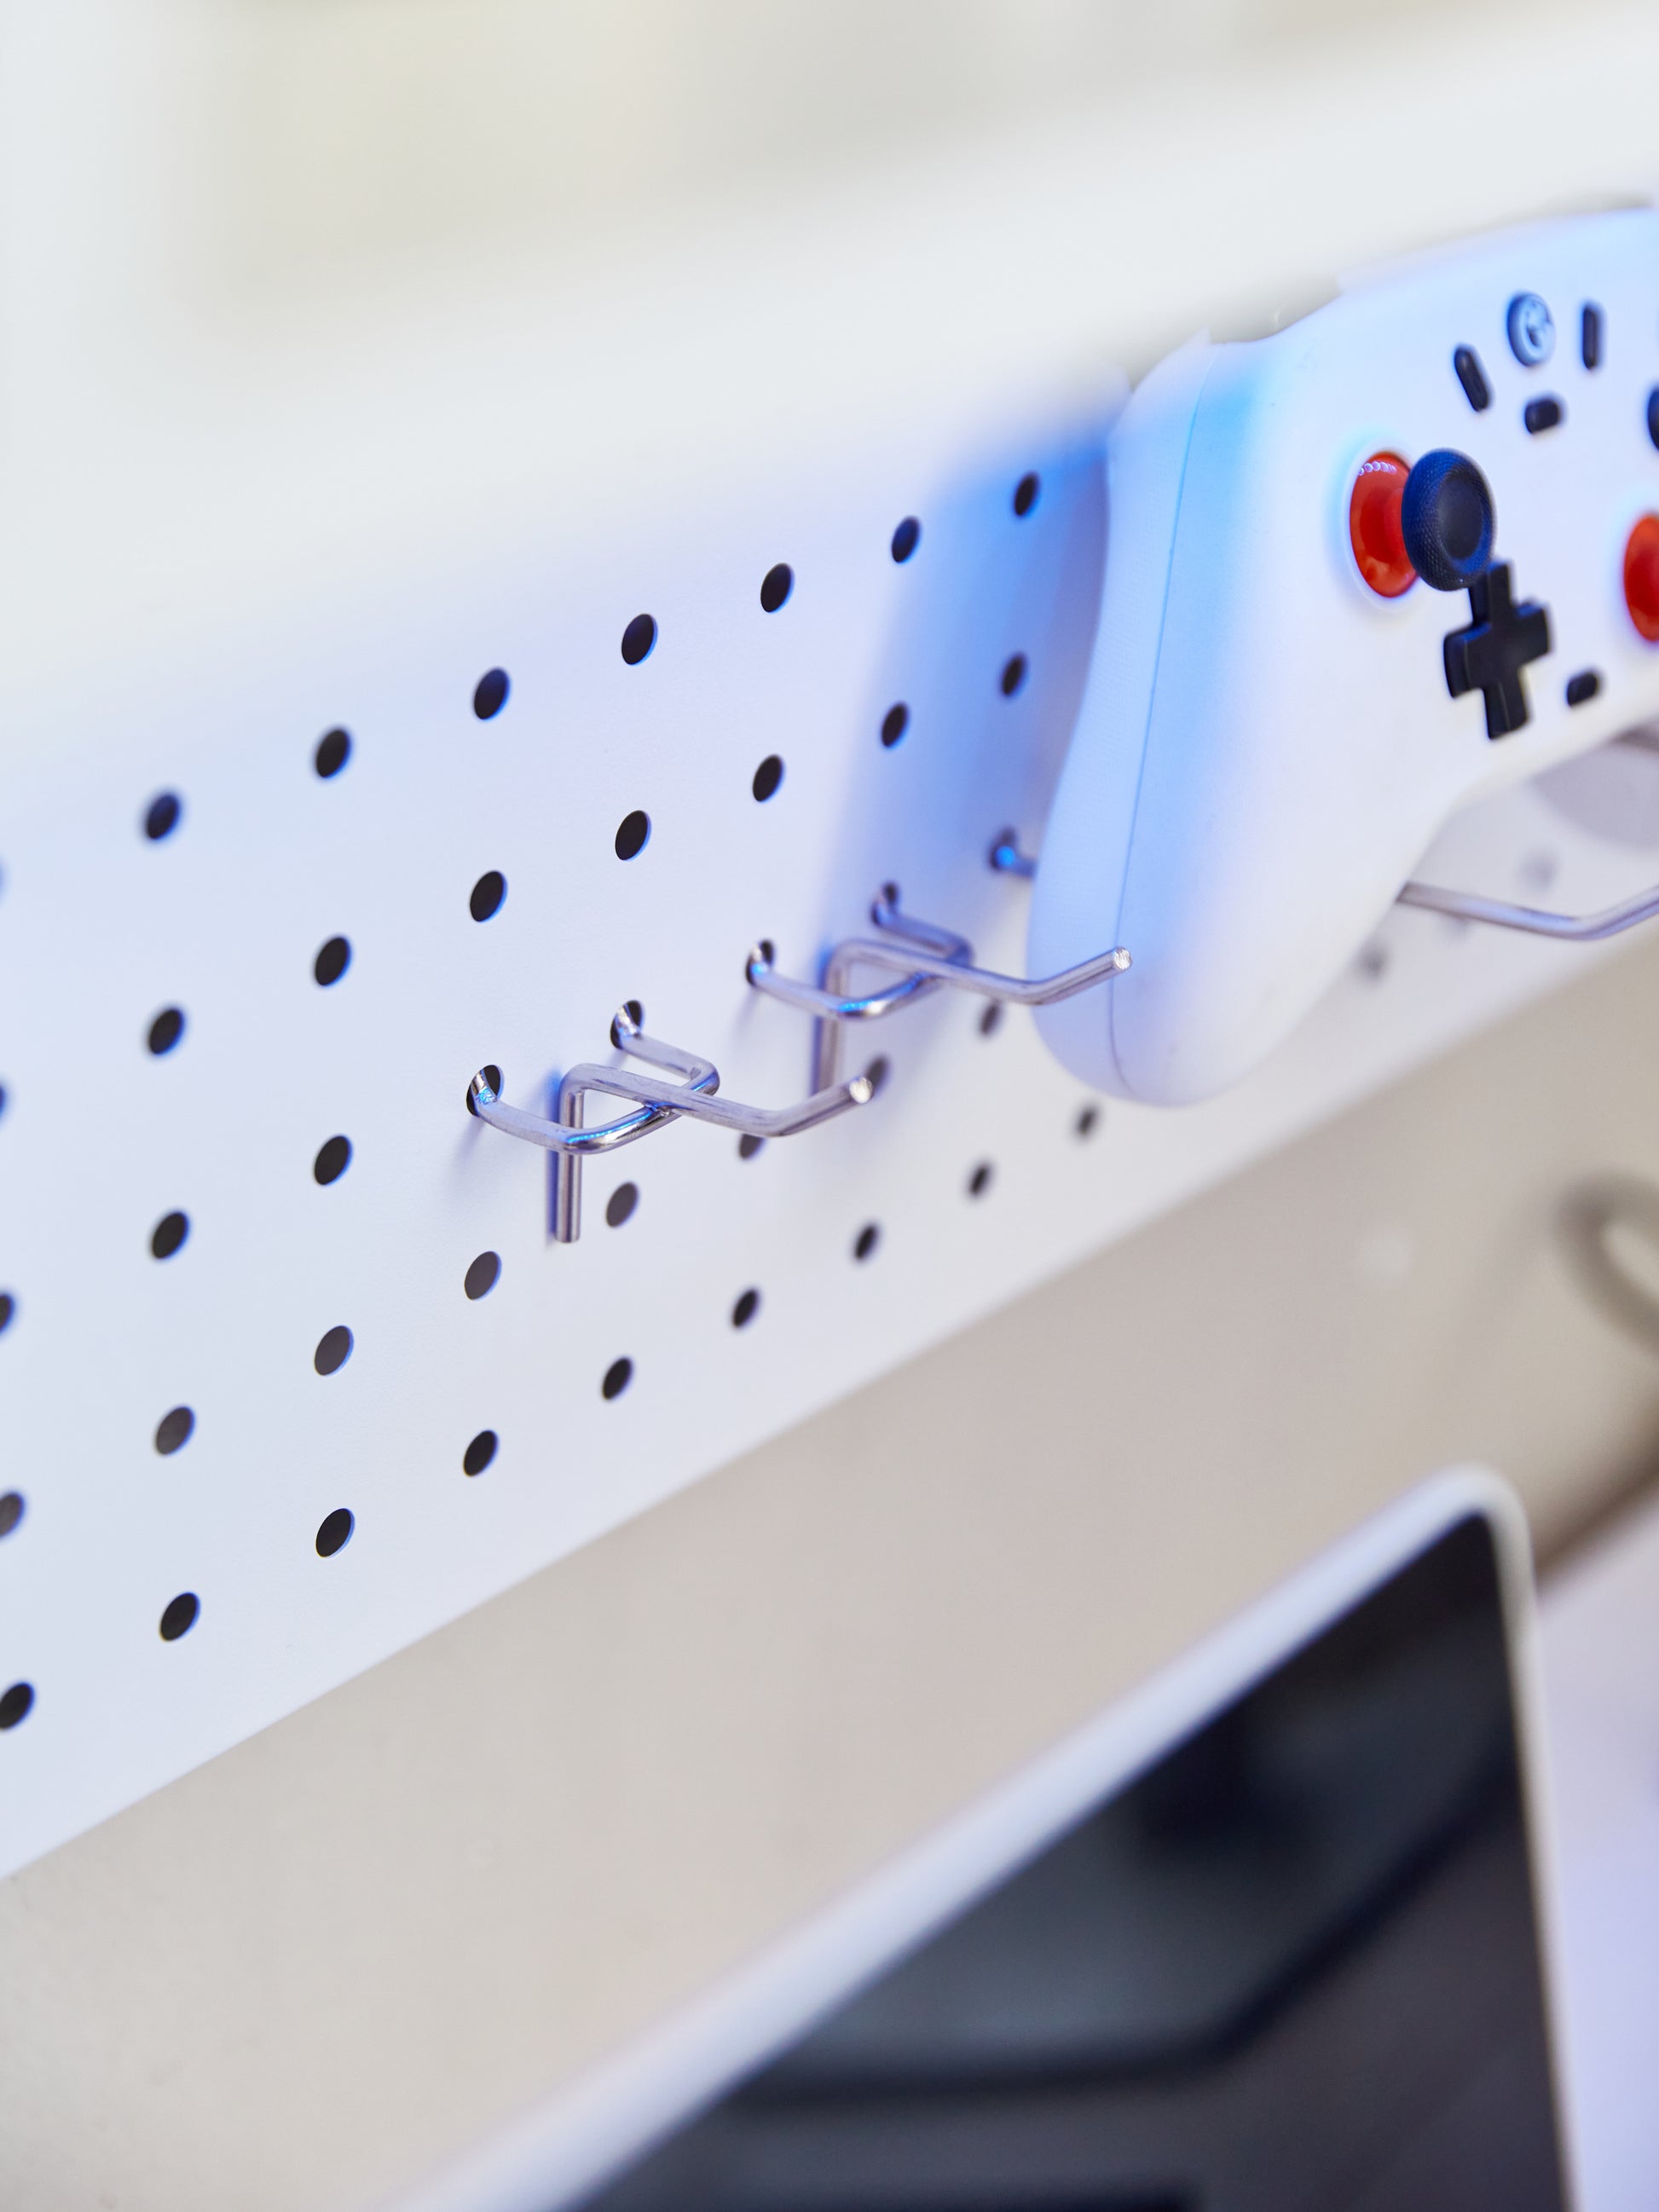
<box><xmin>1623</xmin><ymin>513</ymin><xmax>1659</xmax><ymax>643</ymax></box>
<box><xmin>1443</xmin><ymin>562</ymin><xmax>1551</xmax><ymax>737</ymax></box>
<box><xmin>1349</xmin><ymin>452</ymin><xmax>1416</xmax><ymax>597</ymax></box>
<box><xmin>1401</xmin><ymin>449</ymin><xmax>1496</xmax><ymax>592</ymax></box>
<box><xmin>1507</xmin><ymin>292</ymin><xmax>1555</xmax><ymax>367</ymax></box>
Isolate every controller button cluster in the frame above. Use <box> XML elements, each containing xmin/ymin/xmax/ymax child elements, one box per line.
<box><xmin>1566</xmin><ymin>670</ymin><xmax>1602</xmax><ymax>707</ymax></box>
<box><xmin>1624</xmin><ymin>514</ymin><xmax>1659</xmax><ymax>643</ymax></box>
<box><xmin>1350</xmin><ymin>452</ymin><xmax>1416</xmax><ymax>597</ymax></box>
<box><xmin>1444</xmin><ymin>563</ymin><xmax>1551</xmax><ymax>737</ymax></box>
<box><xmin>1523</xmin><ymin>396</ymin><xmax>1564</xmax><ymax>435</ymax></box>
<box><xmin>1581</xmin><ymin>304</ymin><xmax>1604</xmax><ymax>370</ymax></box>
<box><xmin>1454</xmin><ymin>345</ymin><xmax>1492</xmax><ymax>412</ymax></box>
<box><xmin>1402</xmin><ymin>449</ymin><xmax>1495</xmax><ymax>592</ymax></box>
<box><xmin>1507</xmin><ymin>292</ymin><xmax>1555</xmax><ymax>367</ymax></box>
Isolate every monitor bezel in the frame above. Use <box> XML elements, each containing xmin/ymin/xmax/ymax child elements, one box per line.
<box><xmin>392</xmin><ymin>1466</ymin><xmax>1575</xmax><ymax>2212</ymax></box>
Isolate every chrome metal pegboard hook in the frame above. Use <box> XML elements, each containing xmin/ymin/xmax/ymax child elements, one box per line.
<box><xmin>1396</xmin><ymin>875</ymin><xmax>1659</xmax><ymax>939</ymax></box>
<box><xmin>748</xmin><ymin>878</ymin><xmax>1130</xmax><ymax>1087</ymax></box>
<box><xmin>469</xmin><ymin>1005</ymin><xmax>872</xmax><ymax>1243</ymax></box>
<box><xmin>987</xmin><ymin>827</ymin><xmax>1037</xmax><ymax>881</ymax></box>
<box><xmin>993</xmin><ymin>822</ymin><xmax>1659</xmax><ymax>952</ymax></box>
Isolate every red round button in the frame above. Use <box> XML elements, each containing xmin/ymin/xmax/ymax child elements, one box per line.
<box><xmin>1350</xmin><ymin>453</ymin><xmax>1416</xmax><ymax>598</ymax></box>
<box><xmin>1624</xmin><ymin>513</ymin><xmax>1659</xmax><ymax>643</ymax></box>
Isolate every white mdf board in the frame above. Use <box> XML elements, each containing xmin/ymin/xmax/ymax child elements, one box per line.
<box><xmin>5</xmin><ymin>376</ymin><xmax>1659</xmax><ymax>1882</ymax></box>
<box><xmin>7</xmin><ymin>0</ymin><xmax>1659</xmax><ymax>1882</ymax></box>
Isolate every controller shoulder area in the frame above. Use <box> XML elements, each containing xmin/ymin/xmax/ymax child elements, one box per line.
<box><xmin>1029</xmin><ymin>337</ymin><xmax>1217</xmax><ymax>1092</ymax></box>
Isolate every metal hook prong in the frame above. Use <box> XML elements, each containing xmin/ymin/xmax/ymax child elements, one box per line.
<box><xmin>749</xmin><ymin>887</ymin><xmax>1130</xmax><ymax>1086</ymax></box>
<box><xmin>988</xmin><ymin>829</ymin><xmax>1037</xmax><ymax>879</ymax></box>
<box><xmin>1397</xmin><ymin>876</ymin><xmax>1659</xmax><ymax>940</ymax></box>
<box><xmin>469</xmin><ymin>1003</ymin><xmax>871</xmax><ymax>1243</ymax></box>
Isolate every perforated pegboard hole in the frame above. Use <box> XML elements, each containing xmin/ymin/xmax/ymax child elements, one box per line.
<box><xmin>150</xmin><ymin>1211</ymin><xmax>189</xmax><ymax>1260</ymax></box>
<box><xmin>605</xmin><ymin>1183</ymin><xmax>639</xmax><ymax>1229</ymax></box>
<box><xmin>863</xmin><ymin>1055</ymin><xmax>890</xmax><ymax>1095</ymax></box>
<box><xmin>853</xmin><ymin>1223</ymin><xmax>881</xmax><ymax>1262</ymax></box>
<box><xmin>147</xmin><ymin>1008</ymin><xmax>185</xmax><ymax>1056</ymax></box>
<box><xmin>615</xmin><ymin>810</ymin><xmax>650</xmax><ymax>860</ymax></box>
<box><xmin>752</xmin><ymin>754</ymin><xmax>783</xmax><ymax>802</ymax></box>
<box><xmin>314</xmin><ymin>1325</ymin><xmax>353</xmax><ymax>1377</ymax></box>
<box><xmin>891</xmin><ymin>516</ymin><xmax>921</xmax><ymax>563</ymax></box>
<box><xmin>143</xmin><ymin>793</ymin><xmax>182</xmax><ymax>841</ymax></box>
<box><xmin>315</xmin><ymin>1508</ymin><xmax>354</xmax><ymax>1557</ymax></box>
<box><xmin>314</xmin><ymin>1135</ymin><xmax>352</xmax><ymax>1184</ymax></box>
<box><xmin>731</xmin><ymin>1288</ymin><xmax>760</xmax><ymax>1328</ymax></box>
<box><xmin>465</xmin><ymin>1066</ymin><xmax>501</xmax><ymax>1118</ymax></box>
<box><xmin>159</xmin><ymin>1593</ymin><xmax>199</xmax><ymax>1642</ymax></box>
<box><xmin>621</xmin><ymin>615</ymin><xmax>656</xmax><ymax>665</ymax></box>
<box><xmin>314</xmin><ymin>936</ymin><xmax>351</xmax><ymax>986</ymax></box>
<box><xmin>602</xmin><ymin>1356</ymin><xmax>633</xmax><ymax>1400</ymax></box>
<box><xmin>464</xmin><ymin>1250</ymin><xmax>500</xmax><ymax>1300</ymax></box>
<box><xmin>463</xmin><ymin>1429</ymin><xmax>497</xmax><ymax>1477</ymax></box>
<box><xmin>760</xmin><ymin>563</ymin><xmax>794</xmax><ymax>612</ymax></box>
<box><xmin>0</xmin><ymin>1292</ymin><xmax>13</xmax><ymax>1335</ymax></box>
<box><xmin>0</xmin><ymin>1684</ymin><xmax>33</xmax><ymax>1730</ymax></box>
<box><xmin>968</xmin><ymin>1162</ymin><xmax>994</xmax><ymax>1198</ymax></box>
<box><xmin>314</xmin><ymin>727</ymin><xmax>351</xmax><ymax>778</ymax></box>
<box><xmin>469</xmin><ymin>870</ymin><xmax>506</xmax><ymax>921</ymax></box>
<box><xmin>154</xmin><ymin>1406</ymin><xmax>194</xmax><ymax>1456</ymax></box>
<box><xmin>1013</xmin><ymin>471</ymin><xmax>1040</xmax><ymax>517</ymax></box>
<box><xmin>881</xmin><ymin>703</ymin><xmax>909</xmax><ymax>748</ymax></box>
<box><xmin>0</xmin><ymin>1493</ymin><xmax>22</xmax><ymax>1538</ymax></box>
<box><xmin>978</xmin><ymin>1002</ymin><xmax>1003</xmax><ymax>1038</ymax></box>
<box><xmin>737</xmin><ymin>1134</ymin><xmax>765</xmax><ymax>1161</ymax></box>
<box><xmin>1075</xmin><ymin>1104</ymin><xmax>1101</xmax><ymax>1140</ymax></box>
<box><xmin>1000</xmin><ymin>653</ymin><xmax>1028</xmax><ymax>697</ymax></box>
<box><xmin>473</xmin><ymin>669</ymin><xmax>510</xmax><ymax>719</ymax></box>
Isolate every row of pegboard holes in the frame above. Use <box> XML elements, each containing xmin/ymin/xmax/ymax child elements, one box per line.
<box><xmin>0</xmin><ymin>468</ymin><xmax>1075</xmax><ymax>1730</ymax></box>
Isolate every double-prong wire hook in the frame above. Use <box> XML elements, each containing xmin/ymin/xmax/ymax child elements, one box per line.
<box><xmin>746</xmin><ymin>877</ymin><xmax>1130</xmax><ymax>1087</ymax></box>
<box><xmin>469</xmin><ymin>1004</ymin><xmax>871</xmax><ymax>1243</ymax></box>
<box><xmin>467</xmin><ymin>837</ymin><xmax>1129</xmax><ymax>1239</ymax></box>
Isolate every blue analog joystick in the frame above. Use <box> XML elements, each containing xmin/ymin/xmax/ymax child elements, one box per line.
<box><xmin>1401</xmin><ymin>449</ymin><xmax>1496</xmax><ymax>592</ymax></box>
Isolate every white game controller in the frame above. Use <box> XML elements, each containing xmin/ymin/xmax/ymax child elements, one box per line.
<box><xmin>1030</xmin><ymin>207</ymin><xmax>1659</xmax><ymax>1105</ymax></box>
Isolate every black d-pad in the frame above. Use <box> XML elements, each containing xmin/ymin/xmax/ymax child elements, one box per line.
<box><xmin>1442</xmin><ymin>562</ymin><xmax>1551</xmax><ymax>738</ymax></box>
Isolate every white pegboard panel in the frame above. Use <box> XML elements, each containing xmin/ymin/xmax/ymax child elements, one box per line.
<box><xmin>2</xmin><ymin>399</ymin><xmax>1658</xmax><ymax>1883</ymax></box>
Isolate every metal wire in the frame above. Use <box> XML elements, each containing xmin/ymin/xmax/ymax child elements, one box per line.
<box><xmin>469</xmin><ymin>1007</ymin><xmax>870</xmax><ymax>1244</ymax></box>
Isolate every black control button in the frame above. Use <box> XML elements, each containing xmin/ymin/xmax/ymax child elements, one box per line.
<box><xmin>1402</xmin><ymin>450</ymin><xmax>1496</xmax><ymax>592</ymax></box>
<box><xmin>1566</xmin><ymin>669</ymin><xmax>1601</xmax><ymax>707</ymax></box>
<box><xmin>1581</xmin><ymin>304</ymin><xmax>1603</xmax><ymax>370</ymax></box>
<box><xmin>1648</xmin><ymin>389</ymin><xmax>1659</xmax><ymax>450</ymax></box>
<box><xmin>1453</xmin><ymin>345</ymin><xmax>1491</xmax><ymax>412</ymax></box>
<box><xmin>1523</xmin><ymin>396</ymin><xmax>1563</xmax><ymax>435</ymax></box>
<box><xmin>1443</xmin><ymin>563</ymin><xmax>1551</xmax><ymax>738</ymax></box>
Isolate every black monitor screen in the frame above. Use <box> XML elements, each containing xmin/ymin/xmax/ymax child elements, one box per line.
<box><xmin>575</xmin><ymin>1513</ymin><xmax>1567</xmax><ymax>2212</ymax></box>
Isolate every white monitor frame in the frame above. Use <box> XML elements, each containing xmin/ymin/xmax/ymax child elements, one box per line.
<box><xmin>393</xmin><ymin>1464</ymin><xmax>1575</xmax><ymax>2212</ymax></box>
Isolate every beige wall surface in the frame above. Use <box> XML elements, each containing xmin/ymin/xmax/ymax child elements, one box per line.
<box><xmin>6</xmin><ymin>2</ymin><xmax>1657</xmax><ymax>706</ymax></box>
<box><xmin>5</xmin><ymin>940</ymin><xmax>1659</xmax><ymax>2212</ymax></box>
<box><xmin>200</xmin><ymin>0</ymin><xmax>1483</xmax><ymax>299</ymax></box>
